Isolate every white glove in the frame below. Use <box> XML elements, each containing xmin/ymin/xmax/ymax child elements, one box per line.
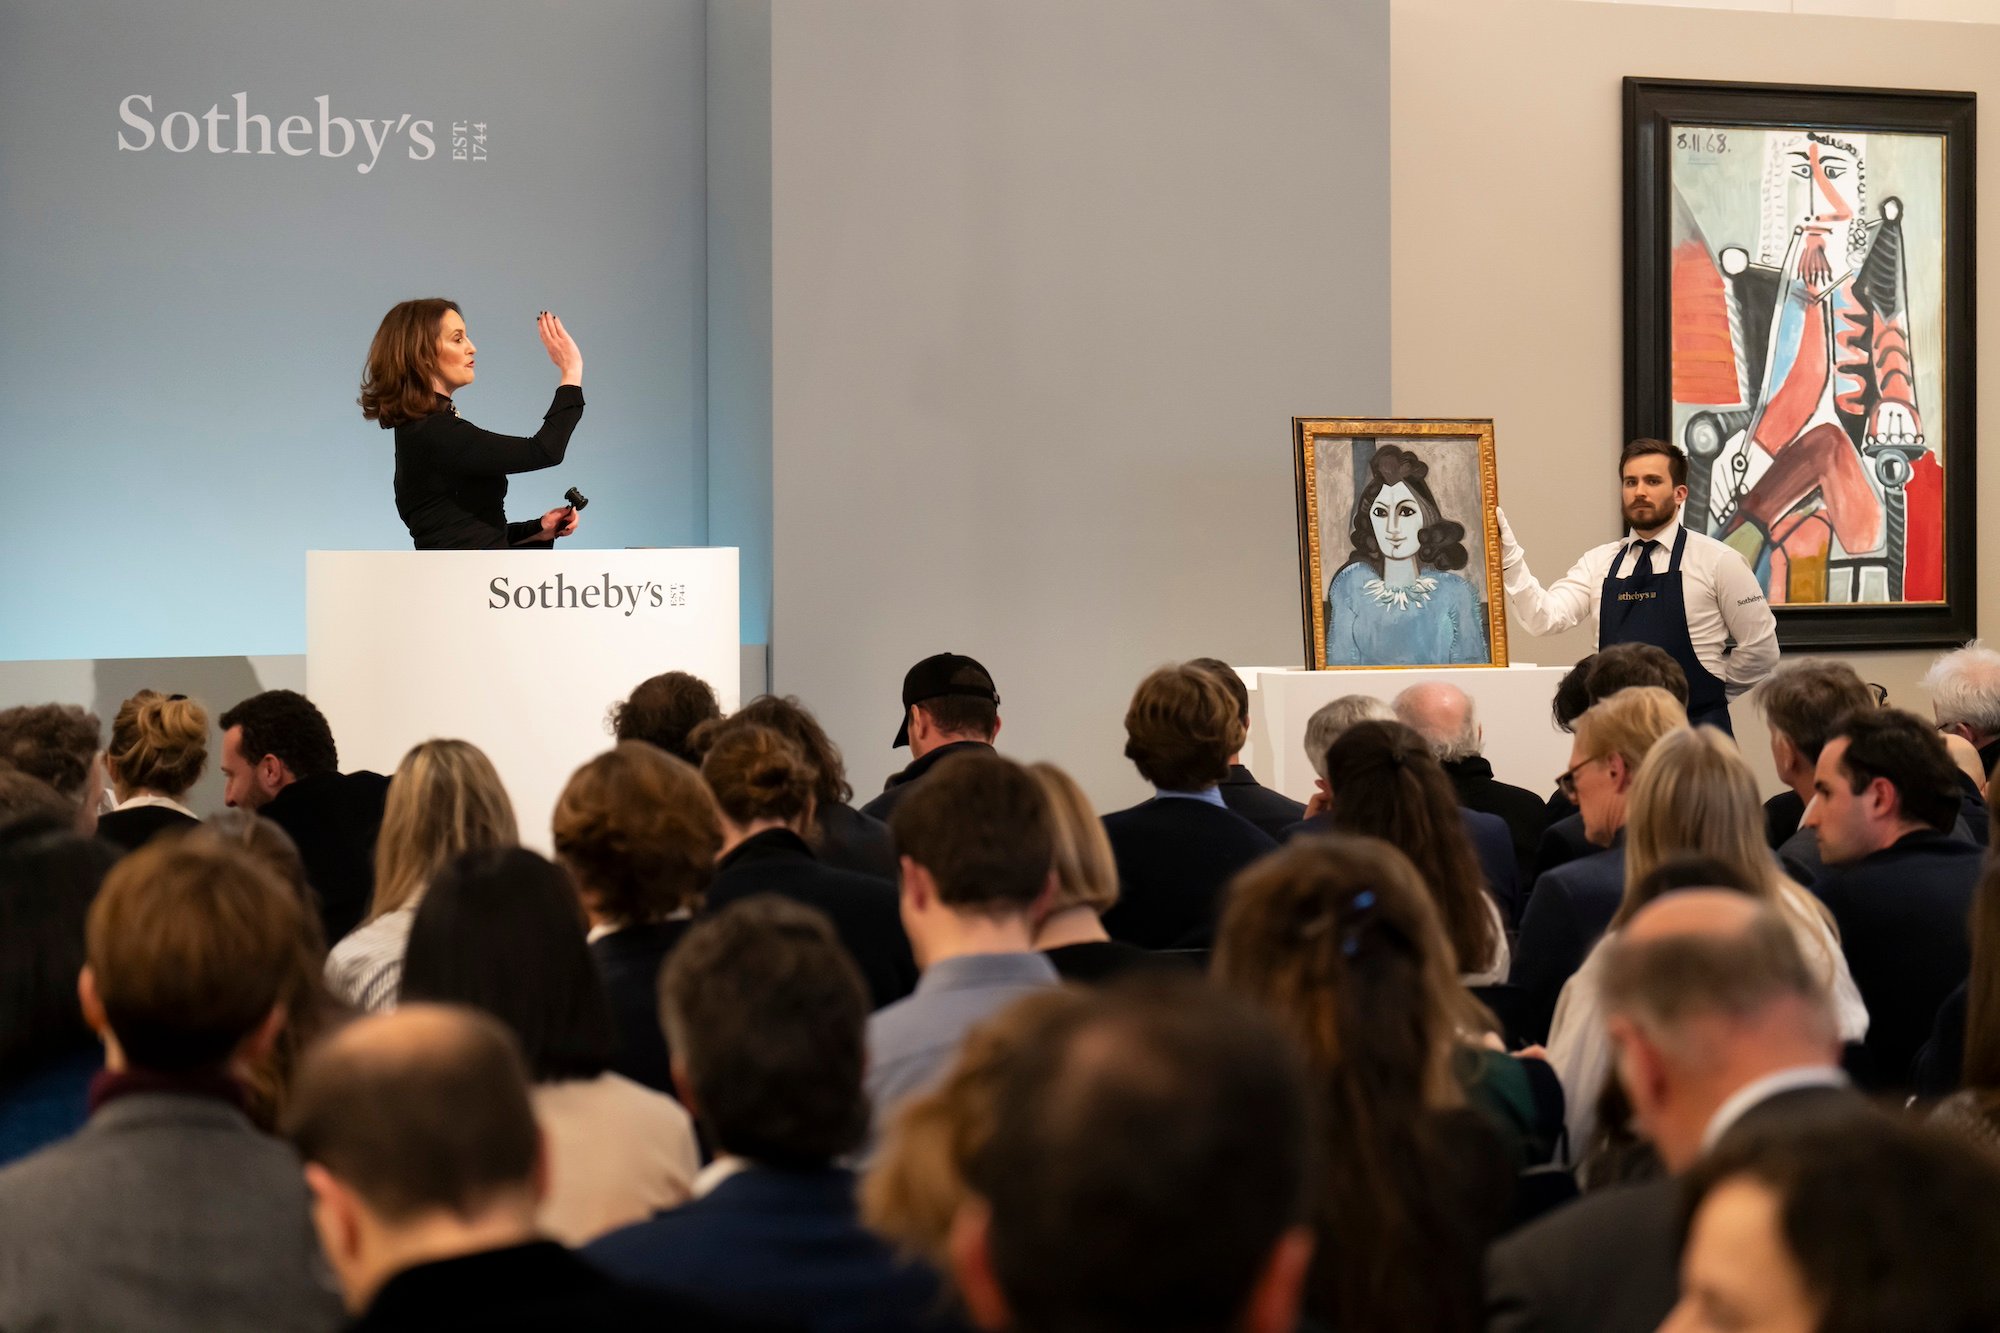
<box><xmin>1495</xmin><ymin>506</ymin><xmax>1525</xmax><ymax>569</ymax></box>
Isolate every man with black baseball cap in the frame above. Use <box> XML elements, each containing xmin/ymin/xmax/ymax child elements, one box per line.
<box><xmin>859</xmin><ymin>653</ymin><xmax>1001</xmax><ymax>822</ymax></box>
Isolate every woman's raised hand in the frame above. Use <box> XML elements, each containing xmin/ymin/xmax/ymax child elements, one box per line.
<box><xmin>537</xmin><ymin>311</ymin><xmax>583</xmax><ymax>385</ymax></box>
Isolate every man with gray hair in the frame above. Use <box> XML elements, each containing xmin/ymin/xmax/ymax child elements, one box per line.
<box><xmin>1394</xmin><ymin>681</ymin><xmax>1546</xmax><ymax>885</ymax></box>
<box><xmin>1289</xmin><ymin>690</ymin><xmax>1520</xmax><ymax>921</ymax></box>
<box><xmin>1486</xmin><ymin>891</ymin><xmax>1858</xmax><ymax>1333</ymax></box>
<box><xmin>1923</xmin><ymin>640</ymin><xmax>2000</xmax><ymax>781</ymax></box>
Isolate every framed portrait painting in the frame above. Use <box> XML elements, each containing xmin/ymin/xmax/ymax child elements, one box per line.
<box><xmin>1293</xmin><ymin>418</ymin><xmax>1508</xmax><ymax>670</ymax></box>
<box><xmin>1625</xmin><ymin>78</ymin><xmax>1976</xmax><ymax>649</ymax></box>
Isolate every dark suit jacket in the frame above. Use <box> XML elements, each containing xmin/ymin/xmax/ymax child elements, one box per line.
<box><xmin>1217</xmin><ymin>764</ymin><xmax>1306</xmax><ymax>840</ymax></box>
<box><xmin>1530</xmin><ymin>812</ymin><xmax>1595</xmax><ymax>886</ymax></box>
<box><xmin>1100</xmin><ymin>798</ymin><xmax>1277</xmax><ymax>949</ymax></box>
<box><xmin>94</xmin><ymin>803</ymin><xmax>199</xmax><ymax>852</ymax></box>
<box><xmin>1443</xmin><ymin>755</ymin><xmax>1549</xmax><ymax>888</ymax></box>
<box><xmin>591</xmin><ymin>920</ymin><xmax>694</xmax><ymax>1097</ymax></box>
<box><xmin>1812</xmin><ymin>830</ymin><xmax>1983</xmax><ymax>1090</ymax></box>
<box><xmin>0</xmin><ymin>1092</ymin><xmax>343</xmax><ymax>1333</ymax></box>
<box><xmin>1914</xmin><ymin>980</ymin><xmax>1968</xmax><ymax>1098</ymax></box>
<box><xmin>355</xmin><ymin>1240</ymin><xmax>769</xmax><ymax>1332</ymax></box>
<box><xmin>1485</xmin><ymin>1085</ymin><xmax>1862</xmax><ymax>1333</ymax></box>
<box><xmin>706</xmin><ymin>830</ymin><xmax>918</xmax><ymax>1009</ymax></box>
<box><xmin>812</xmin><ymin>802</ymin><xmax>898</xmax><ymax>882</ymax></box>
<box><xmin>260</xmin><ymin>769</ymin><xmax>390</xmax><ymax>944</ymax></box>
<box><xmin>1764</xmin><ymin>789</ymin><xmax>1807</xmax><ymax>850</ymax></box>
<box><xmin>587</xmin><ymin>1166</ymin><xmax>956</xmax><ymax>1333</ymax></box>
<box><xmin>859</xmin><ymin>742</ymin><xmax>993</xmax><ymax>823</ymax></box>
<box><xmin>1509</xmin><ymin>842</ymin><xmax>1626</xmax><ymax>1045</ymax></box>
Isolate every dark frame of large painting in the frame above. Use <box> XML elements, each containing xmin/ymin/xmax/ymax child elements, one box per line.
<box><xmin>1625</xmin><ymin>77</ymin><xmax>1976</xmax><ymax>650</ymax></box>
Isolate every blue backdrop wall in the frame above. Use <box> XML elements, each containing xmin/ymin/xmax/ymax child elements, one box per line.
<box><xmin>0</xmin><ymin>0</ymin><xmax>749</xmax><ymax>660</ymax></box>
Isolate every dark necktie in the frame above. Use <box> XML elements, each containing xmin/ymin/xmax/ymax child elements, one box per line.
<box><xmin>1631</xmin><ymin>539</ymin><xmax>1658</xmax><ymax>577</ymax></box>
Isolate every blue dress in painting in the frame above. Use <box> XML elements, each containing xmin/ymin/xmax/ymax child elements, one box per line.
<box><xmin>1325</xmin><ymin>562</ymin><xmax>1489</xmax><ymax>666</ymax></box>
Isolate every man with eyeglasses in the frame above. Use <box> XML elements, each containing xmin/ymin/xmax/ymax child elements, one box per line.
<box><xmin>1508</xmin><ymin>687</ymin><xmax>1689</xmax><ymax>1044</ymax></box>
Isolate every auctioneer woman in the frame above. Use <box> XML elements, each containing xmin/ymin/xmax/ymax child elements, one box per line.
<box><xmin>360</xmin><ymin>299</ymin><xmax>586</xmax><ymax>550</ymax></box>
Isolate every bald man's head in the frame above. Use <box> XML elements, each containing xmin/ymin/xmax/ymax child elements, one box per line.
<box><xmin>1600</xmin><ymin>892</ymin><xmax>1838</xmax><ymax>1057</ymax></box>
<box><xmin>1393</xmin><ymin>682</ymin><xmax>1479</xmax><ymax>763</ymax></box>
<box><xmin>285</xmin><ymin>1004</ymin><xmax>539</xmax><ymax>1222</ymax></box>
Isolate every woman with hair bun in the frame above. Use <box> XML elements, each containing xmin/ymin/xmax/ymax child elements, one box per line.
<box><xmin>700</xmin><ymin>719</ymin><xmax>916</xmax><ymax>1008</ymax></box>
<box><xmin>95</xmin><ymin>691</ymin><xmax>208</xmax><ymax>852</ymax></box>
<box><xmin>1326</xmin><ymin>444</ymin><xmax>1490</xmax><ymax>665</ymax></box>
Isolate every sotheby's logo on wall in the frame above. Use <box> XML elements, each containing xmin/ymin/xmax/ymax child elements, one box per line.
<box><xmin>117</xmin><ymin>93</ymin><xmax>489</xmax><ymax>174</ymax></box>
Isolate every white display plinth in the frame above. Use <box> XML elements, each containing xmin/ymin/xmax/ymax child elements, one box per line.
<box><xmin>1239</xmin><ymin>664</ymin><xmax>1573</xmax><ymax>804</ymax></box>
<box><xmin>307</xmin><ymin>550</ymin><xmax>740</xmax><ymax>852</ymax></box>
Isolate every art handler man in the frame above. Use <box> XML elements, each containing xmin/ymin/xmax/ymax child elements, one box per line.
<box><xmin>1498</xmin><ymin>438</ymin><xmax>1778</xmax><ymax>735</ymax></box>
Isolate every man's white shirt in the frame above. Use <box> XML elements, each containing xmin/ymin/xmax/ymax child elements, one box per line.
<box><xmin>1497</xmin><ymin>512</ymin><xmax>1779</xmax><ymax>698</ymax></box>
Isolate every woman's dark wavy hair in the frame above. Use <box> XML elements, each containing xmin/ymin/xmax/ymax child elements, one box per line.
<box><xmin>1343</xmin><ymin>445</ymin><xmax>1470</xmax><ymax>577</ymax></box>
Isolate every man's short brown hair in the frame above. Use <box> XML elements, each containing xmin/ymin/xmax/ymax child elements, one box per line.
<box><xmin>1757</xmin><ymin>660</ymin><xmax>1877</xmax><ymax>763</ymax></box>
<box><xmin>889</xmin><ymin>751</ymin><xmax>1052</xmax><ymax>914</ymax></box>
<box><xmin>1620</xmin><ymin>437</ymin><xmax>1688</xmax><ymax>488</ymax></box>
<box><xmin>553</xmin><ymin>742</ymin><xmax>720</xmax><ymax>925</ymax></box>
<box><xmin>285</xmin><ymin>1004</ymin><xmax>539</xmax><ymax>1222</ymax></box>
<box><xmin>608</xmin><ymin>671</ymin><xmax>722</xmax><ymax>766</ymax></box>
<box><xmin>1122</xmin><ymin>665</ymin><xmax>1245</xmax><ymax>791</ymax></box>
<box><xmin>87</xmin><ymin>837</ymin><xmax>304</xmax><ymax>1071</ymax></box>
<box><xmin>662</xmin><ymin>898</ymin><xmax>871</xmax><ymax>1166</ymax></box>
<box><xmin>1585</xmin><ymin>643</ymin><xmax>1689</xmax><ymax>708</ymax></box>
<box><xmin>0</xmin><ymin>705</ymin><xmax>101</xmax><ymax>801</ymax></box>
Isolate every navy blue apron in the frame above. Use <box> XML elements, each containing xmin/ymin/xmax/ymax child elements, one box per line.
<box><xmin>1597</xmin><ymin>527</ymin><xmax>1732</xmax><ymax>735</ymax></box>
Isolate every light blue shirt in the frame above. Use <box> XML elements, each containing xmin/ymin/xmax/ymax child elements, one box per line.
<box><xmin>1152</xmin><ymin>786</ymin><xmax>1227</xmax><ymax>808</ymax></box>
<box><xmin>863</xmin><ymin>952</ymin><xmax>1060</xmax><ymax>1151</ymax></box>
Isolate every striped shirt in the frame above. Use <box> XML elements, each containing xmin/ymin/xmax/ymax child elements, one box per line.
<box><xmin>325</xmin><ymin>907</ymin><xmax>416</xmax><ymax>1012</ymax></box>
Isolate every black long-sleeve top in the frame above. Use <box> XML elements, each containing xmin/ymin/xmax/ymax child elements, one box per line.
<box><xmin>392</xmin><ymin>385</ymin><xmax>585</xmax><ymax>549</ymax></box>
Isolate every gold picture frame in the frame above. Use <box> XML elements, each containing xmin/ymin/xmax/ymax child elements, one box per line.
<box><xmin>1293</xmin><ymin>417</ymin><xmax>1508</xmax><ymax>670</ymax></box>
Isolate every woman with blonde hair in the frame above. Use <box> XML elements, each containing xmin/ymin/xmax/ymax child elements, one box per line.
<box><xmin>324</xmin><ymin>738</ymin><xmax>517</xmax><ymax>1010</ymax></box>
<box><xmin>95</xmin><ymin>691</ymin><xmax>208</xmax><ymax>851</ymax></box>
<box><xmin>1546</xmin><ymin>725</ymin><xmax>1866</xmax><ymax>1157</ymax></box>
<box><xmin>1027</xmin><ymin>762</ymin><xmax>1175</xmax><ymax>983</ymax></box>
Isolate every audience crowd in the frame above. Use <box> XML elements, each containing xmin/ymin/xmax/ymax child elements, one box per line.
<box><xmin>3</xmin><ymin>641</ymin><xmax>2000</xmax><ymax>1331</ymax></box>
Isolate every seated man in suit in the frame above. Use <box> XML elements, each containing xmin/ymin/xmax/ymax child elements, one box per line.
<box><xmin>287</xmin><ymin>1004</ymin><xmax>746</xmax><ymax>1332</ymax></box>
<box><xmin>1396</xmin><ymin>680</ymin><xmax>1548</xmax><ymax>890</ymax></box>
<box><xmin>0</xmin><ymin>703</ymin><xmax>103</xmax><ymax>834</ymax></box>
<box><xmin>1099</xmin><ymin>664</ymin><xmax>1277</xmax><ymax>949</ymax></box>
<box><xmin>1510</xmin><ymin>686</ymin><xmax>1687</xmax><ymax>1044</ymax></box>
<box><xmin>699</xmin><ymin>721</ymin><xmax>916</xmax><ymax>1008</ymax></box>
<box><xmin>1186</xmin><ymin>656</ymin><xmax>1305</xmax><ymax>839</ymax></box>
<box><xmin>0</xmin><ymin>837</ymin><xmax>344</xmax><ymax>1333</ymax></box>
<box><xmin>1755</xmin><ymin>660</ymin><xmax>1880</xmax><ymax>885</ymax></box>
<box><xmin>1488</xmin><ymin>891</ymin><xmax>1857</xmax><ymax>1333</ymax></box>
<box><xmin>950</xmin><ymin>978</ymin><xmax>1314</xmax><ymax>1333</ymax></box>
<box><xmin>1533</xmin><ymin>645</ymin><xmax>1690</xmax><ymax>880</ymax></box>
<box><xmin>861</xmin><ymin>653</ymin><xmax>1001</xmax><ymax>822</ymax></box>
<box><xmin>866</xmin><ymin>751</ymin><xmax>1060</xmax><ymax>1142</ymax></box>
<box><xmin>589</xmin><ymin>898</ymin><xmax>951</xmax><ymax>1331</ymax></box>
<box><xmin>1804</xmin><ymin>708</ymin><xmax>1983</xmax><ymax>1091</ymax></box>
<box><xmin>219</xmin><ymin>689</ymin><xmax>389</xmax><ymax>943</ymax></box>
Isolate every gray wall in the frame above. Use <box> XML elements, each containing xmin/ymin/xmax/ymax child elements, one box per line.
<box><xmin>768</xmin><ymin>0</ymin><xmax>1392</xmax><ymax>807</ymax></box>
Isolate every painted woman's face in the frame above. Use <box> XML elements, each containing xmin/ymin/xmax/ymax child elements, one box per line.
<box><xmin>1370</xmin><ymin>481</ymin><xmax>1422</xmax><ymax>560</ymax></box>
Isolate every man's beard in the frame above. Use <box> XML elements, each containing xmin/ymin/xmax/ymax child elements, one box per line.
<box><xmin>1625</xmin><ymin>497</ymin><xmax>1679</xmax><ymax>531</ymax></box>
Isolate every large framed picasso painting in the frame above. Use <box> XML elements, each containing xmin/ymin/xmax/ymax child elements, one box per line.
<box><xmin>1625</xmin><ymin>78</ymin><xmax>1975</xmax><ymax>650</ymax></box>
<box><xmin>1293</xmin><ymin>418</ymin><xmax>1507</xmax><ymax>670</ymax></box>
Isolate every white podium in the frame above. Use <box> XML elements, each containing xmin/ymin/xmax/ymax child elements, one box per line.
<box><xmin>1239</xmin><ymin>664</ymin><xmax>1573</xmax><ymax>804</ymax></box>
<box><xmin>307</xmin><ymin>549</ymin><xmax>740</xmax><ymax>852</ymax></box>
